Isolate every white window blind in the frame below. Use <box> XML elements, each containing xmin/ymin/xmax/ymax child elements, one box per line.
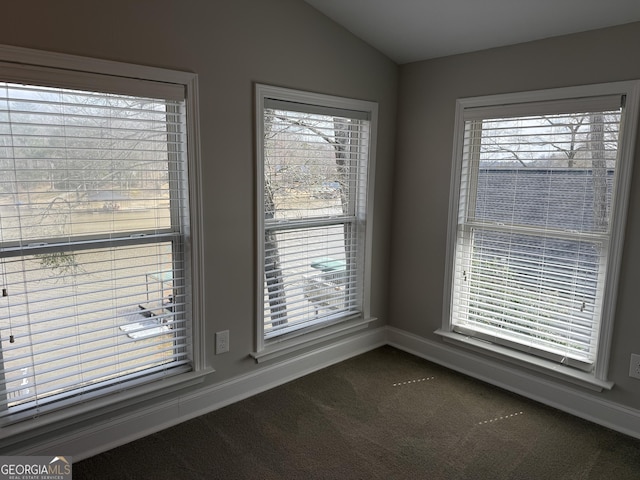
<box><xmin>0</xmin><ymin>79</ymin><xmax>192</xmax><ymax>423</ymax></box>
<box><xmin>259</xmin><ymin>88</ymin><xmax>372</xmax><ymax>341</ymax></box>
<box><xmin>449</xmin><ymin>91</ymin><xmax>631</xmax><ymax>371</ymax></box>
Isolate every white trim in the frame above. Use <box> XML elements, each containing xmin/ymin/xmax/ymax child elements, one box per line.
<box><xmin>441</xmin><ymin>98</ymin><xmax>467</xmax><ymax>332</ymax></box>
<box><xmin>251</xmin><ymin>316</ymin><xmax>377</xmax><ymax>363</ymax></box>
<box><xmin>456</xmin><ymin>81</ymin><xmax>639</xmax><ymax>112</ymax></box>
<box><xmin>257</xmin><ymin>84</ymin><xmax>378</xmax><ymax>117</ymax></box>
<box><xmin>387</xmin><ymin>326</ymin><xmax>640</xmax><ymax>440</ymax></box>
<box><xmin>362</xmin><ymin>102</ymin><xmax>378</xmax><ymax>322</ymax></box>
<box><xmin>8</xmin><ymin>327</ymin><xmax>386</xmax><ymax>460</ymax></box>
<box><xmin>595</xmin><ymin>80</ymin><xmax>640</xmax><ymax>379</ymax></box>
<box><xmin>184</xmin><ymin>73</ymin><xmax>206</xmax><ymax>372</ymax></box>
<box><xmin>255</xmin><ymin>83</ymin><xmax>267</xmax><ymax>353</ymax></box>
<box><xmin>0</xmin><ymin>367</ymin><xmax>213</xmax><ymax>446</ymax></box>
<box><xmin>0</xmin><ymin>44</ymin><xmax>195</xmax><ymax>87</ymax></box>
<box><xmin>434</xmin><ymin>329</ymin><xmax>612</xmax><ymax>391</ymax></box>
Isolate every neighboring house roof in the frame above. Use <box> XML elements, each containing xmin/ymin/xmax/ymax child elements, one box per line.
<box><xmin>475</xmin><ymin>169</ymin><xmax>613</xmax><ymax>233</ymax></box>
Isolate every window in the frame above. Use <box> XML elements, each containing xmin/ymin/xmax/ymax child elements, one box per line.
<box><xmin>255</xmin><ymin>85</ymin><xmax>377</xmax><ymax>355</ymax></box>
<box><xmin>0</xmin><ymin>46</ymin><xmax>204</xmax><ymax>429</ymax></box>
<box><xmin>440</xmin><ymin>82</ymin><xmax>640</xmax><ymax>384</ymax></box>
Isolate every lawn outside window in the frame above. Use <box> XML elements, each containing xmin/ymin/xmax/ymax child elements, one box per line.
<box><xmin>439</xmin><ymin>81</ymin><xmax>640</xmax><ymax>386</ymax></box>
<box><xmin>0</xmin><ymin>45</ymin><xmax>205</xmax><ymax>434</ymax></box>
<box><xmin>254</xmin><ymin>84</ymin><xmax>377</xmax><ymax>360</ymax></box>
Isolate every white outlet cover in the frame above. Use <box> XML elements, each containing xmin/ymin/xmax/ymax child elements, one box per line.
<box><xmin>216</xmin><ymin>330</ymin><xmax>229</xmax><ymax>354</ymax></box>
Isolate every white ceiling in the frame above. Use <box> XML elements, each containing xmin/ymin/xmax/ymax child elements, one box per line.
<box><xmin>304</xmin><ymin>0</ymin><xmax>640</xmax><ymax>64</ymax></box>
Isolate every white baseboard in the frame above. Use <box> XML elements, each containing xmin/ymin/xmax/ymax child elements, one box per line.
<box><xmin>21</xmin><ymin>327</ymin><xmax>387</xmax><ymax>461</ymax></box>
<box><xmin>386</xmin><ymin>326</ymin><xmax>640</xmax><ymax>440</ymax></box>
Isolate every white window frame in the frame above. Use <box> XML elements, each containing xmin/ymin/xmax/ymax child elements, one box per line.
<box><xmin>438</xmin><ymin>81</ymin><xmax>640</xmax><ymax>390</ymax></box>
<box><xmin>0</xmin><ymin>44</ymin><xmax>207</xmax><ymax>438</ymax></box>
<box><xmin>253</xmin><ymin>84</ymin><xmax>378</xmax><ymax>362</ymax></box>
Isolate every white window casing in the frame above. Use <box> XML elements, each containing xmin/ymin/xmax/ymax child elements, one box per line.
<box><xmin>439</xmin><ymin>81</ymin><xmax>640</xmax><ymax>387</ymax></box>
<box><xmin>254</xmin><ymin>84</ymin><xmax>378</xmax><ymax>359</ymax></box>
<box><xmin>0</xmin><ymin>45</ymin><xmax>206</xmax><ymax>435</ymax></box>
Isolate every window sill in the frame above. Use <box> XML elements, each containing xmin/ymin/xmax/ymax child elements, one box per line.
<box><xmin>251</xmin><ymin>316</ymin><xmax>377</xmax><ymax>364</ymax></box>
<box><xmin>2</xmin><ymin>366</ymin><xmax>215</xmax><ymax>441</ymax></box>
<box><xmin>434</xmin><ymin>329</ymin><xmax>613</xmax><ymax>392</ymax></box>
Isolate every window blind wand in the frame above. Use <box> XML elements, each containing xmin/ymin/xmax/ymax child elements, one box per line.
<box><xmin>2</xmin><ymin>287</ymin><xmax>13</xmax><ymax>342</ymax></box>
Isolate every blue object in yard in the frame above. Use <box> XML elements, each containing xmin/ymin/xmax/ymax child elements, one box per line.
<box><xmin>310</xmin><ymin>258</ymin><xmax>347</xmax><ymax>283</ymax></box>
<box><xmin>311</xmin><ymin>257</ymin><xmax>346</xmax><ymax>272</ymax></box>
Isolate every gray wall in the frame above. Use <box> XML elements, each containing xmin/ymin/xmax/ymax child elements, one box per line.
<box><xmin>391</xmin><ymin>22</ymin><xmax>640</xmax><ymax>408</ymax></box>
<box><xmin>0</xmin><ymin>0</ymin><xmax>397</xmax><ymax>449</ymax></box>
<box><xmin>4</xmin><ymin>0</ymin><xmax>639</xmax><ymax>454</ymax></box>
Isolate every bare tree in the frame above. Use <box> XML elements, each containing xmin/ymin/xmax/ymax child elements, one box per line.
<box><xmin>543</xmin><ymin>116</ymin><xmax>586</xmax><ymax>167</ymax></box>
<box><xmin>262</xmin><ymin>111</ymin><xmax>359</xmax><ymax>326</ymax></box>
<box><xmin>544</xmin><ymin>112</ymin><xmax>613</xmax><ymax>229</ymax></box>
<box><xmin>271</xmin><ymin>113</ymin><xmax>354</xmax><ymax>214</ymax></box>
<box><xmin>479</xmin><ymin>112</ymin><xmax>617</xmax><ymax>231</ymax></box>
<box><xmin>264</xmin><ymin>175</ymin><xmax>288</xmax><ymax>327</ymax></box>
<box><xmin>590</xmin><ymin>114</ymin><xmax>608</xmax><ymax>230</ymax></box>
<box><xmin>263</xmin><ymin>109</ymin><xmax>288</xmax><ymax>326</ymax></box>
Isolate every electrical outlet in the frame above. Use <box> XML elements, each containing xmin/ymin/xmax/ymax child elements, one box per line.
<box><xmin>216</xmin><ymin>330</ymin><xmax>229</xmax><ymax>354</ymax></box>
<box><xmin>630</xmin><ymin>354</ymin><xmax>640</xmax><ymax>379</ymax></box>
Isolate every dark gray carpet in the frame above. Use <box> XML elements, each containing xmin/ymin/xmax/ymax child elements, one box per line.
<box><xmin>75</xmin><ymin>346</ymin><xmax>640</xmax><ymax>479</ymax></box>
